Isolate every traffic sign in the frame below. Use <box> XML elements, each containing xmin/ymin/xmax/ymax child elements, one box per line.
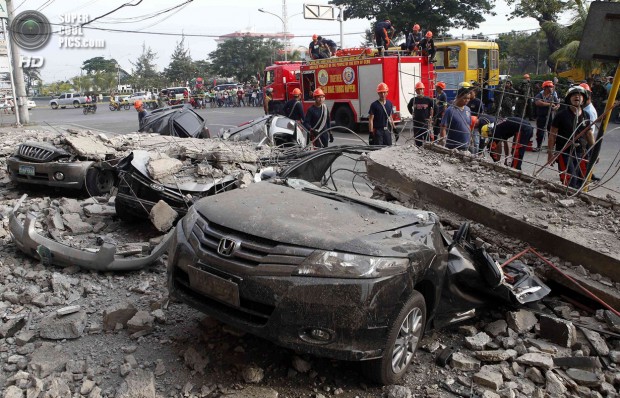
<box><xmin>303</xmin><ymin>4</ymin><xmax>336</xmax><ymax>21</ymax></box>
<box><xmin>577</xmin><ymin>2</ymin><xmax>620</xmax><ymax>61</ymax></box>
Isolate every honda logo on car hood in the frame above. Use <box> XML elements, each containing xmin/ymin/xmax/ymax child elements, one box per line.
<box><xmin>217</xmin><ymin>237</ymin><xmax>238</xmax><ymax>256</ymax></box>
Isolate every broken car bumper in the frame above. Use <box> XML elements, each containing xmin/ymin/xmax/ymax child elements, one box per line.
<box><xmin>7</xmin><ymin>157</ymin><xmax>93</xmax><ymax>189</ymax></box>
<box><xmin>9</xmin><ymin>195</ymin><xmax>173</xmax><ymax>271</ymax></box>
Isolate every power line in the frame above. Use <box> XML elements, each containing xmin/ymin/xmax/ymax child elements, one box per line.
<box><xmin>82</xmin><ymin>0</ymin><xmax>144</xmax><ymax>27</ymax></box>
<box><xmin>14</xmin><ymin>0</ymin><xmax>27</xmax><ymax>12</ymax></box>
<box><xmin>94</xmin><ymin>0</ymin><xmax>192</xmax><ymax>24</ymax></box>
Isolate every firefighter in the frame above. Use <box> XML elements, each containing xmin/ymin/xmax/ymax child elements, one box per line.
<box><xmin>533</xmin><ymin>80</ymin><xmax>560</xmax><ymax>151</ymax></box>
<box><xmin>369</xmin><ymin>82</ymin><xmax>396</xmax><ymax>146</ymax></box>
<box><xmin>374</xmin><ymin>19</ymin><xmax>395</xmax><ymax>54</ymax></box>
<box><xmin>418</xmin><ymin>31</ymin><xmax>436</xmax><ymax>62</ymax></box>
<box><xmin>407</xmin><ymin>82</ymin><xmax>434</xmax><ymax>146</ymax></box>
<box><xmin>282</xmin><ymin>88</ymin><xmax>304</xmax><ymax>121</ymax></box>
<box><xmin>405</xmin><ymin>24</ymin><xmax>423</xmax><ymax>54</ymax></box>
<box><xmin>320</xmin><ymin>36</ymin><xmax>338</xmax><ymax>57</ymax></box>
<box><xmin>433</xmin><ymin>82</ymin><xmax>448</xmax><ymax>142</ymax></box>
<box><xmin>309</xmin><ymin>34</ymin><xmax>325</xmax><ymax>59</ymax></box>
<box><xmin>548</xmin><ymin>85</ymin><xmax>594</xmax><ymax>189</ymax></box>
<box><xmin>304</xmin><ymin>88</ymin><xmax>332</xmax><ymax>148</ymax></box>
<box><xmin>486</xmin><ymin>117</ymin><xmax>534</xmax><ymax>170</ymax></box>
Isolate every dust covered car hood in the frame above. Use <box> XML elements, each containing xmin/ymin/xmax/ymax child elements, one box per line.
<box><xmin>194</xmin><ymin>179</ymin><xmax>438</xmax><ymax>257</ymax></box>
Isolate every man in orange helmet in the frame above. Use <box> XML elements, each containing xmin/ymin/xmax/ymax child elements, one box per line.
<box><xmin>405</xmin><ymin>24</ymin><xmax>423</xmax><ymax>54</ymax></box>
<box><xmin>369</xmin><ymin>82</ymin><xmax>395</xmax><ymax>145</ymax></box>
<box><xmin>282</xmin><ymin>88</ymin><xmax>304</xmax><ymax>121</ymax></box>
<box><xmin>418</xmin><ymin>31</ymin><xmax>436</xmax><ymax>62</ymax></box>
<box><xmin>309</xmin><ymin>34</ymin><xmax>325</xmax><ymax>59</ymax></box>
<box><xmin>407</xmin><ymin>81</ymin><xmax>434</xmax><ymax>146</ymax></box>
<box><xmin>304</xmin><ymin>88</ymin><xmax>332</xmax><ymax>147</ymax></box>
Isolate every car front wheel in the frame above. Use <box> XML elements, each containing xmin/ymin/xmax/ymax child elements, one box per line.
<box><xmin>361</xmin><ymin>290</ymin><xmax>426</xmax><ymax>385</ymax></box>
<box><xmin>51</xmin><ymin>103</ymin><xmax>58</xmax><ymax>109</ymax></box>
<box><xmin>85</xmin><ymin>167</ymin><xmax>115</xmax><ymax>196</ymax></box>
<box><xmin>73</xmin><ymin>100</ymin><xmax>80</xmax><ymax>108</ymax></box>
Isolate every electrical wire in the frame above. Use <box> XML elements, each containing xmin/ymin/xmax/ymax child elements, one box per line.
<box><xmin>81</xmin><ymin>0</ymin><xmax>144</xmax><ymax>27</ymax></box>
<box><xmin>92</xmin><ymin>0</ymin><xmax>192</xmax><ymax>25</ymax></box>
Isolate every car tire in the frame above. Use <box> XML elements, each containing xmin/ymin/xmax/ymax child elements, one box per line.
<box><xmin>73</xmin><ymin>100</ymin><xmax>80</xmax><ymax>108</ymax></box>
<box><xmin>333</xmin><ymin>106</ymin><xmax>355</xmax><ymax>132</ymax></box>
<box><xmin>83</xmin><ymin>107</ymin><xmax>87</xmax><ymax>115</ymax></box>
<box><xmin>51</xmin><ymin>103</ymin><xmax>58</xmax><ymax>109</ymax></box>
<box><xmin>361</xmin><ymin>290</ymin><xmax>426</xmax><ymax>385</ymax></box>
<box><xmin>123</xmin><ymin>104</ymin><xmax>130</xmax><ymax>110</ymax></box>
<box><xmin>85</xmin><ymin>167</ymin><xmax>115</xmax><ymax>196</ymax></box>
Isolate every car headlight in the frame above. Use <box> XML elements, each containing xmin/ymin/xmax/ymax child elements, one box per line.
<box><xmin>294</xmin><ymin>251</ymin><xmax>409</xmax><ymax>279</ymax></box>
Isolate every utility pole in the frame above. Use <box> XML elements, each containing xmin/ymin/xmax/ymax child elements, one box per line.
<box><xmin>282</xmin><ymin>0</ymin><xmax>288</xmax><ymax>61</ymax></box>
<box><xmin>6</xmin><ymin>0</ymin><xmax>28</xmax><ymax>124</ymax></box>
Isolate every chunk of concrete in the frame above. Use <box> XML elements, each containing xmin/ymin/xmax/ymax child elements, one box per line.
<box><xmin>62</xmin><ymin>213</ymin><xmax>93</xmax><ymax>234</ymax></box>
<box><xmin>183</xmin><ymin>347</ymin><xmax>209</xmax><ymax>374</ymax></box>
<box><xmin>538</xmin><ymin>315</ymin><xmax>577</xmax><ymax>348</ymax></box>
<box><xmin>38</xmin><ymin>310</ymin><xmax>87</xmax><ymax>340</ymax></box>
<box><xmin>126</xmin><ymin>311</ymin><xmax>154</xmax><ymax>334</ymax></box>
<box><xmin>515</xmin><ymin>353</ymin><xmax>554</xmax><ymax>370</ymax></box>
<box><xmin>473</xmin><ymin>367</ymin><xmax>504</xmax><ymax>391</ymax></box>
<box><xmin>451</xmin><ymin>352</ymin><xmax>481</xmax><ymax>371</ymax></box>
<box><xmin>0</xmin><ymin>317</ymin><xmax>26</xmax><ymax>338</ymax></box>
<box><xmin>59</xmin><ymin>198</ymin><xmax>82</xmax><ymax>214</ymax></box>
<box><xmin>474</xmin><ymin>350</ymin><xmax>515</xmax><ymax>362</ymax></box>
<box><xmin>147</xmin><ymin>157</ymin><xmax>183</xmax><ymax>179</ymax></box>
<box><xmin>102</xmin><ymin>302</ymin><xmax>137</xmax><ymax>331</ymax></box>
<box><xmin>241</xmin><ymin>366</ymin><xmax>265</xmax><ymax>383</ymax></box>
<box><xmin>64</xmin><ymin>135</ymin><xmax>112</xmax><ymax>160</ymax></box>
<box><xmin>506</xmin><ymin>310</ymin><xmax>538</xmax><ymax>334</ymax></box>
<box><xmin>115</xmin><ymin>369</ymin><xmax>156</xmax><ymax>398</ymax></box>
<box><xmin>3</xmin><ymin>386</ymin><xmax>23</xmax><ymax>398</ymax></box>
<box><xmin>485</xmin><ymin>320</ymin><xmax>508</xmax><ymax>338</ymax></box>
<box><xmin>149</xmin><ymin>200</ymin><xmax>178</xmax><ymax>232</ymax></box>
<box><xmin>580</xmin><ymin>329</ymin><xmax>609</xmax><ymax>356</ymax></box>
<box><xmin>465</xmin><ymin>332</ymin><xmax>491</xmax><ymax>350</ymax></box>
<box><xmin>223</xmin><ymin>387</ymin><xmax>279</xmax><ymax>398</ymax></box>
<box><xmin>29</xmin><ymin>343</ymin><xmax>70</xmax><ymax>378</ymax></box>
<box><xmin>545</xmin><ymin>371</ymin><xmax>568</xmax><ymax>395</ymax></box>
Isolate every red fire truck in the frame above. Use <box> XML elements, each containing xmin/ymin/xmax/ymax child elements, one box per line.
<box><xmin>263</xmin><ymin>50</ymin><xmax>435</xmax><ymax>131</ymax></box>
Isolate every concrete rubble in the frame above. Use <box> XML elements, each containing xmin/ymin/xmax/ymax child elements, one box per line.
<box><xmin>1</xmin><ymin>127</ymin><xmax>620</xmax><ymax>397</ymax></box>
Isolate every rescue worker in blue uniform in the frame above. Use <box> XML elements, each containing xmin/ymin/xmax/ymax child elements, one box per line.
<box><xmin>282</xmin><ymin>88</ymin><xmax>304</xmax><ymax>121</ymax></box>
<box><xmin>304</xmin><ymin>88</ymin><xmax>332</xmax><ymax>148</ymax></box>
<box><xmin>374</xmin><ymin>19</ymin><xmax>395</xmax><ymax>53</ymax></box>
<box><xmin>368</xmin><ymin>82</ymin><xmax>395</xmax><ymax>146</ymax></box>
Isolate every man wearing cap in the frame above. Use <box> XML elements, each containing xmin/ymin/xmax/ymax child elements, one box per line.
<box><xmin>548</xmin><ymin>85</ymin><xmax>594</xmax><ymax>189</ymax></box>
<box><xmin>439</xmin><ymin>83</ymin><xmax>473</xmax><ymax>151</ymax></box>
<box><xmin>533</xmin><ymin>80</ymin><xmax>560</xmax><ymax>151</ymax></box>
<box><xmin>304</xmin><ymin>88</ymin><xmax>332</xmax><ymax>148</ymax></box>
<box><xmin>369</xmin><ymin>82</ymin><xmax>395</xmax><ymax>146</ymax></box>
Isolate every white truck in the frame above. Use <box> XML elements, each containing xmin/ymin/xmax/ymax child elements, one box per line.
<box><xmin>49</xmin><ymin>93</ymin><xmax>87</xmax><ymax>109</ymax></box>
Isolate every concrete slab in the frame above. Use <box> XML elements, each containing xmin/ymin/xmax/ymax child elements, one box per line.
<box><xmin>366</xmin><ymin>145</ymin><xmax>620</xmax><ymax>282</ymax></box>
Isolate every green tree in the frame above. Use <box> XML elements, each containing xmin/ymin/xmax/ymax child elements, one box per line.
<box><xmin>496</xmin><ymin>31</ymin><xmax>550</xmax><ymax>74</ymax></box>
<box><xmin>22</xmin><ymin>67</ymin><xmax>41</xmax><ymax>95</ymax></box>
<box><xmin>164</xmin><ymin>37</ymin><xmax>195</xmax><ymax>86</ymax></box>
<box><xmin>329</xmin><ymin>0</ymin><xmax>494</xmax><ymax>37</ymax></box>
<box><xmin>82</xmin><ymin>57</ymin><xmax>118</xmax><ymax>74</ymax></box>
<box><xmin>209</xmin><ymin>36</ymin><xmax>283</xmax><ymax>83</ymax></box>
<box><xmin>130</xmin><ymin>43</ymin><xmax>163</xmax><ymax>91</ymax></box>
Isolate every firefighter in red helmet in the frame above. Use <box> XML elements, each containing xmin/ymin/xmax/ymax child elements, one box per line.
<box><xmin>304</xmin><ymin>88</ymin><xmax>332</xmax><ymax>147</ymax></box>
<box><xmin>368</xmin><ymin>83</ymin><xmax>396</xmax><ymax>145</ymax></box>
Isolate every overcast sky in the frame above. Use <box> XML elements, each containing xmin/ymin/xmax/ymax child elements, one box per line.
<box><xmin>14</xmin><ymin>0</ymin><xmax>574</xmax><ymax>82</ymax></box>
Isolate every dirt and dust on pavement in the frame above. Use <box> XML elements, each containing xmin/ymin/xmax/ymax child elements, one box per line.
<box><xmin>1</xmin><ymin>126</ymin><xmax>620</xmax><ymax>398</ymax></box>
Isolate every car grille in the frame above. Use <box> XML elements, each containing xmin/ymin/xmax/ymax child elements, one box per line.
<box><xmin>192</xmin><ymin>216</ymin><xmax>314</xmax><ymax>268</ymax></box>
<box><xmin>18</xmin><ymin>144</ymin><xmax>56</xmax><ymax>162</ymax></box>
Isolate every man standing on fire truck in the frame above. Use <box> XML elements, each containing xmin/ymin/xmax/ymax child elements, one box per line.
<box><xmin>407</xmin><ymin>82</ymin><xmax>434</xmax><ymax>146</ymax></box>
<box><xmin>369</xmin><ymin>82</ymin><xmax>396</xmax><ymax>146</ymax></box>
<box><xmin>374</xmin><ymin>19</ymin><xmax>395</xmax><ymax>54</ymax></box>
<box><xmin>304</xmin><ymin>88</ymin><xmax>332</xmax><ymax>148</ymax></box>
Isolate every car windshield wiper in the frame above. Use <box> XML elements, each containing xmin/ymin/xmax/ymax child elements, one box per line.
<box><xmin>301</xmin><ymin>187</ymin><xmax>397</xmax><ymax>214</ymax></box>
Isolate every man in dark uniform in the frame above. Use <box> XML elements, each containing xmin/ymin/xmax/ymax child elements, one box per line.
<box><xmin>368</xmin><ymin>82</ymin><xmax>395</xmax><ymax>146</ymax></box>
<box><xmin>282</xmin><ymin>88</ymin><xmax>304</xmax><ymax>121</ymax></box>
<box><xmin>418</xmin><ymin>31</ymin><xmax>436</xmax><ymax>61</ymax></box>
<box><xmin>433</xmin><ymin>81</ymin><xmax>448</xmax><ymax>141</ymax></box>
<box><xmin>548</xmin><ymin>85</ymin><xmax>594</xmax><ymax>189</ymax></box>
<box><xmin>405</xmin><ymin>24</ymin><xmax>423</xmax><ymax>54</ymax></box>
<box><xmin>374</xmin><ymin>19</ymin><xmax>395</xmax><ymax>53</ymax></box>
<box><xmin>407</xmin><ymin>81</ymin><xmax>434</xmax><ymax>146</ymax></box>
<box><xmin>309</xmin><ymin>34</ymin><xmax>325</xmax><ymax>59</ymax></box>
<box><xmin>486</xmin><ymin>117</ymin><xmax>533</xmax><ymax>170</ymax></box>
<box><xmin>320</xmin><ymin>37</ymin><xmax>338</xmax><ymax>56</ymax></box>
<box><xmin>494</xmin><ymin>80</ymin><xmax>517</xmax><ymax>117</ymax></box>
<box><xmin>304</xmin><ymin>88</ymin><xmax>332</xmax><ymax>148</ymax></box>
